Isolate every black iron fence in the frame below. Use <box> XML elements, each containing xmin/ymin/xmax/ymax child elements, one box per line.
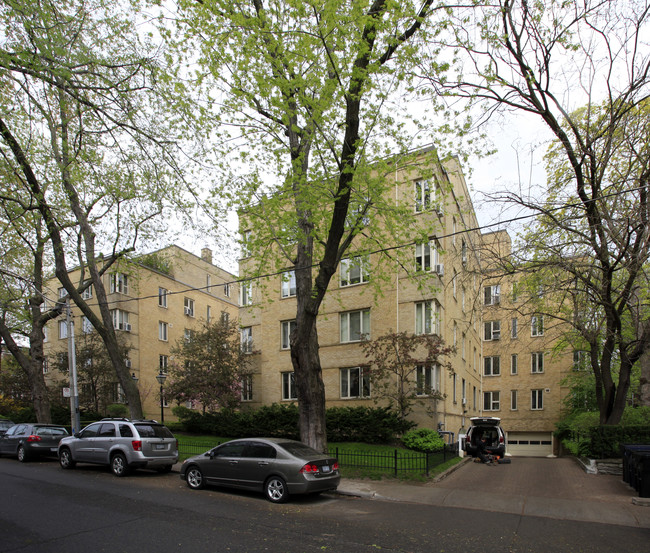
<box><xmin>178</xmin><ymin>442</ymin><xmax>459</xmax><ymax>477</ymax></box>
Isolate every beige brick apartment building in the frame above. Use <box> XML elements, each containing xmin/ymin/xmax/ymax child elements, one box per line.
<box><xmin>44</xmin><ymin>245</ymin><xmax>238</xmax><ymax>420</ymax></box>
<box><xmin>238</xmin><ymin>147</ymin><xmax>487</xmax><ymax>439</ymax></box>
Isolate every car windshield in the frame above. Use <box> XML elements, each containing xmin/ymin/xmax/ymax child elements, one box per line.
<box><xmin>278</xmin><ymin>442</ymin><xmax>323</xmax><ymax>458</ymax></box>
<box><xmin>135</xmin><ymin>424</ymin><xmax>174</xmax><ymax>439</ymax></box>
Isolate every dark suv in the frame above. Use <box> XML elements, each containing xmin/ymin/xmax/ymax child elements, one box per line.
<box><xmin>58</xmin><ymin>418</ymin><xmax>178</xmax><ymax>476</ymax></box>
<box><xmin>464</xmin><ymin>417</ymin><xmax>507</xmax><ymax>459</ymax></box>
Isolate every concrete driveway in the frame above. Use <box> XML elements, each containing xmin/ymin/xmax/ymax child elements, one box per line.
<box><xmin>338</xmin><ymin>457</ymin><xmax>650</xmax><ymax>528</ymax></box>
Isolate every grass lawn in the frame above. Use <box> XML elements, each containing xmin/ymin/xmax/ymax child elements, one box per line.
<box><xmin>174</xmin><ymin>433</ymin><xmax>461</xmax><ymax>480</ymax></box>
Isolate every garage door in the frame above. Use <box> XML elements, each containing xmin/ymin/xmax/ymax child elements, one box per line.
<box><xmin>506</xmin><ymin>432</ymin><xmax>553</xmax><ymax>457</ymax></box>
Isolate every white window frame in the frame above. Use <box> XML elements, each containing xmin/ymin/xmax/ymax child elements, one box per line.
<box><xmin>483</xmin><ymin>320</ymin><xmax>501</xmax><ymax>341</ymax></box>
<box><xmin>241</xmin><ymin>327</ymin><xmax>253</xmax><ymax>353</ymax></box>
<box><xmin>81</xmin><ymin>283</ymin><xmax>93</xmax><ymax>300</ymax></box>
<box><xmin>159</xmin><ymin>355</ymin><xmax>169</xmax><ymax>374</ymax></box>
<box><xmin>511</xmin><ymin>318</ymin><xmax>518</xmax><ymax>339</ymax></box>
<box><xmin>282</xmin><ymin>372</ymin><xmax>297</xmax><ymax>400</ymax></box>
<box><xmin>573</xmin><ymin>350</ymin><xmax>588</xmax><ymax>371</ymax></box>
<box><xmin>340</xmin><ymin>309</ymin><xmax>370</xmax><ymax>343</ymax></box>
<box><xmin>158</xmin><ymin>287</ymin><xmax>168</xmax><ymax>308</ymax></box>
<box><xmin>484</xmin><ymin>284</ymin><xmax>501</xmax><ymax>305</ymax></box>
<box><xmin>158</xmin><ymin>321</ymin><xmax>168</xmax><ymax>342</ymax></box>
<box><xmin>484</xmin><ymin>356</ymin><xmax>501</xmax><ymax>376</ymax></box>
<box><xmin>415</xmin><ymin>300</ymin><xmax>441</xmax><ymax>335</ymax></box>
<box><xmin>224</xmin><ymin>283</ymin><xmax>231</xmax><ymax>297</ymax></box>
<box><xmin>240</xmin><ymin>230</ymin><xmax>252</xmax><ymax>258</ymax></box>
<box><xmin>82</xmin><ymin>316</ymin><xmax>93</xmax><ymax>334</ymax></box>
<box><xmin>414</xmin><ymin>178</ymin><xmax>431</xmax><ymax>213</ymax></box>
<box><xmin>58</xmin><ymin>320</ymin><xmax>68</xmax><ymax>339</ymax></box>
<box><xmin>241</xmin><ymin>375</ymin><xmax>253</xmax><ymax>401</ymax></box>
<box><xmin>531</xmin><ymin>315</ymin><xmax>544</xmax><ymax>337</ymax></box>
<box><xmin>415</xmin><ymin>240</ymin><xmax>440</xmax><ymax>272</ymax></box>
<box><xmin>240</xmin><ymin>282</ymin><xmax>253</xmax><ymax>306</ymax></box>
<box><xmin>531</xmin><ymin>352</ymin><xmax>544</xmax><ymax>373</ymax></box>
<box><xmin>531</xmin><ymin>389</ymin><xmax>544</xmax><ymax>410</ymax></box>
<box><xmin>340</xmin><ymin>256</ymin><xmax>370</xmax><ymax>287</ymax></box>
<box><xmin>109</xmin><ymin>273</ymin><xmax>129</xmax><ymax>295</ymax></box>
<box><xmin>415</xmin><ymin>364</ymin><xmax>439</xmax><ymax>396</ymax></box>
<box><xmin>340</xmin><ymin>366</ymin><xmax>371</xmax><ymax>399</ymax></box>
<box><xmin>511</xmin><ymin>390</ymin><xmax>518</xmax><ymax>411</ymax></box>
<box><xmin>184</xmin><ymin>297</ymin><xmax>195</xmax><ymax>317</ymax></box>
<box><xmin>511</xmin><ymin>354</ymin><xmax>518</xmax><ymax>375</ymax></box>
<box><xmin>281</xmin><ymin>270</ymin><xmax>297</xmax><ymax>298</ymax></box>
<box><xmin>281</xmin><ymin>320</ymin><xmax>296</xmax><ymax>350</ymax></box>
<box><xmin>484</xmin><ymin>391</ymin><xmax>500</xmax><ymax>411</ymax></box>
<box><xmin>111</xmin><ymin>309</ymin><xmax>131</xmax><ymax>331</ymax></box>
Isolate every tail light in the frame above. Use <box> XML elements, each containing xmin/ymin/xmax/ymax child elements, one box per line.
<box><xmin>499</xmin><ymin>436</ymin><xmax>504</xmax><ymax>444</ymax></box>
<box><xmin>333</xmin><ymin>461</ymin><xmax>339</xmax><ymax>471</ymax></box>
<box><xmin>131</xmin><ymin>440</ymin><xmax>142</xmax><ymax>451</ymax></box>
<box><xmin>300</xmin><ymin>463</ymin><xmax>320</xmax><ymax>474</ymax></box>
<box><xmin>26</xmin><ymin>435</ymin><xmax>41</xmax><ymax>443</ymax></box>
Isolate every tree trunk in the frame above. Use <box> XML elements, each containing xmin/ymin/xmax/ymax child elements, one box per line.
<box><xmin>639</xmin><ymin>349</ymin><xmax>650</xmax><ymax>406</ymax></box>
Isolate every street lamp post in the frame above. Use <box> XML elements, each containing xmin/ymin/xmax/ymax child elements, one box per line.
<box><xmin>156</xmin><ymin>370</ymin><xmax>167</xmax><ymax>424</ymax></box>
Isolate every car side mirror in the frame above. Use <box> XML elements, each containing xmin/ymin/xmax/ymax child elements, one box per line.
<box><xmin>74</xmin><ymin>432</ymin><xmax>81</xmax><ymax>438</ymax></box>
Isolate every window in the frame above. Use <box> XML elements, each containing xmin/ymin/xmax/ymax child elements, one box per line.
<box><xmin>241</xmin><ymin>230</ymin><xmax>252</xmax><ymax>258</ymax></box>
<box><xmin>531</xmin><ymin>352</ymin><xmax>544</xmax><ymax>373</ymax></box>
<box><xmin>340</xmin><ymin>309</ymin><xmax>370</xmax><ymax>342</ymax></box>
<box><xmin>58</xmin><ymin>287</ymin><xmax>67</xmax><ymax>299</ymax></box>
<box><xmin>184</xmin><ymin>328</ymin><xmax>194</xmax><ymax>342</ymax></box>
<box><xmin>241</xmin><ymin>375</ymin><xmax>253</xmax><ymax>401</ymax></box>
<box><xmin>109</xmin><ymin>273</ymin><xmax>129</xmax><ymax>294</ymax></box>
<box><xmin>453</xmin><ymin>322</ymin><xmax>458</xmax><ymax>348</ymax></box>
<box><xmin>158</xmin><ymin>288</ymin><xmax>168</xmax><ymax>308</ymax></box>
<box><xmin>452</xmin><ymin>373</ymin><xmax>457</xmax><ymax>403</ymax></box>
<box><xmin>512</xmin><ymin>282</ymin><xmax>519</xmax><ymax>302</ymax></box>
<box><xmin>241</xmin><ymin>327</ymin><xmax>253</xmax><ymax>353</ymax></box>
<box><xmin>340</xmin><ymin>257</ymin><xmax>370</xmax><ymax>287</ymax></box>
<box><xmin>462</xmin><ymin>378</ymin><xmax>466</xmax><ymax>405</ymax></box>
<box><xmin>573</xmin><ymin>350</ymin><xmax>588</xmax><ymax>371</ymax></box>
<box><xmin>484</xmin><ymin>356</ymin><xmax>501</xmax><ymax>376</ymax></box>
<box><xmin>511</xmin><ymin>390</ymin><xmax>518</xmax><ymax>410</ymax></box>
<box><xmin>415</xmin><ymin>364</ymin><xmax>439</xmax><ymax>396</ymax></box>
<box><xmin>282</xmin><ymin>372</ymin><xmax>297</xmax><ymax>400</ymax></box>
<box><xmin>221</xmin><ymin>311</ymin><xmax>230</xmax><ymax>324</ymax></box>
<box><xmin>281</xmin><ymin>271</ymin><xmax>296</xmax><ymax>298</ymax></box>
<box><xmin>281</xmin><ymin>320</ymin><xmax>296</xmax><ymax>350</ymax></box>
<box><xmin>461</xmin><ymin>239</ymin><xmax>467</xmax><ymax>265</ymax></box>
<box><xmin>224</xmin><ymin>283</ymin><xmax>231</xmax><ymax>297</ymax></box>
<box><xmin>511</xmin><ymin>354</ymin><xmax>518</xmax><ymax>375</ymax></box>
<box><xmin>452</xmin><ymin>271</ymin><xmax>457</xmax><ymax>299</ymax></box>
<box><xmin>461</xmin><ymin>332</ymin><xmax>466</xmax><ymax>359</ymax></box>
<box><xmin>483</xmin><ymin>320</ymin><xmax>501</xmax><ymax>341</ymax></box>
<box><xmin>415</xmin><ymin>240</ymin><xmax>441</xmax><ymax>272</ymax></box>
<box><xmin>43</xmin><ymin>358</ymin><xmax>49</xmax><ymax>374</ymax></box>
<box><xmin>111</xmin><ymin>309</ymin><xmax>131</xmax><ymax>331</ymax></box>
<box><xmin>531</xmin><ymin>315</ymin><xmax>544</xmax><ymax>337</ymax></box>
<box><xmin>414</xmin><ymin>178</ymin><xmax>431</xmax><ymax>212</ymax></box>
<box><xmin>159</xmin><ymin>355</ymin><xmax>168</xmax><ymax>374</ymax></box>
<box><xmin>484</xmin><ymin>391</ymin><xmax>500</xmax><ymax>411</ymax></box>
<box><xmin>82</xmin><ymin>316</ymin><xmax>93</xmax><ymax>334</ymax></box>
<box><xmin>58</xmin><ymin>320</ymin><xmax>68</xmax><ymax>339</ymax></box>
<box><xmin>159</xmin><ymin>321</ymin><xmax>168</xmax><ymax>341</ymax></box>
<box><xmin>240</xmin><ymin>282</ymin><xmax>252</xmax><ymax>306</ymax></box>
<box><xmin>81</xmin><ymin>283</ymin><xmax>93</xmax><ymax>300</ymax></box>
<box><xmin>461</xmin><ymin>286</ymin><xmax>466</xmax><ymax>312</ymax></box>
<box><xmin>207</xmin><ymin>305</ymin><xmax>212</xmax><ymax>322</ymax></box>
<box><xmin>340</xmin><ymin>367</ymin><xmax>371</xmax><ymax>399</ymax></box>
<box><xmin>511</xmin><ymin>318</ymin><xmax>518</xmax><ymax>339</ymax></box>
<box><xmin>184</xmin><ymin>297</ymin><xmax>195</xmax><ymax>317</ymax></box>
<box><xmin>484</xmin><ymin>285</ymin><xmax>501</xmax><ymax>305</ymax></box>
<box><xmin>415</xmin><ymin>300</ymin><xmax>441</xmax><ymax>335</ymax></box>
<box><xmin>531</xmin><ymin>389</ymin><xmax>544</xmax><ymax>410</ymax></box>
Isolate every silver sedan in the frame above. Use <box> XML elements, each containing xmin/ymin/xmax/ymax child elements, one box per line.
<box><xmin>180</xmin><ymin>437</ymin><xmax>340</xmax><ymax>503</ymax></box>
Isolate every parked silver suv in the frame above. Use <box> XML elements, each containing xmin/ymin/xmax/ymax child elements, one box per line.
<box><xmin>58</xmin><ymin>418</ymin><xmax>178</xmax><ymax>476</ymax></box>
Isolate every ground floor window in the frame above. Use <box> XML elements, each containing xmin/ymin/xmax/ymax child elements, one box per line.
<box><xmin>241</xmin><ymin>375</ymin><xmax>253</xmax><ymax>401</ymax></box>
<box><xmin>282</xmin><ymin>372</ymin><xmax>297</xmax><ymax>400</ymax></box>
<box><xmin>340</xmin><ymin>367</ymin><xmax>371</xmax><ymax>399</ymax></box>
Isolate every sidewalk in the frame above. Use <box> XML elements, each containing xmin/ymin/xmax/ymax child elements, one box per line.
<box><xmin>335</xmin><ymin>457</ymin><xmax>650</xmax><ymax>529</ymax></box>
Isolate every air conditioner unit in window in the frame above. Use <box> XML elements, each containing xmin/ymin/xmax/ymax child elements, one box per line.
<box><xmin>462</xmin><ymin>398</ymin><xmax>467</xmax><ymax>405</ymax></box>
<box><xmin>492</xmin><ymin>331</ymin><xmax>500</xmax><ymax>340</ymax></box>
<box><xmin>184</xmin><ymin>307</ymin><xmax>191</xmax><ymax>315</ymax></box>
<box><xmin>435</xmin><ymin>264</ymin><xmax>444</xmax><ymax>276</ymax></box>
<box><xmin>494</xmin><ymin>296</ymin><xmax>501</xmax><ymax>305</ymax></box>
<box><xmin>124</xmin><ymin>323</ymin><xmax>132</xmax><ymax>332</ymax></box>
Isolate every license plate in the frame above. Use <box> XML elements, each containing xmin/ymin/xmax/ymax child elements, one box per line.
<box><xmin>321</xmin><ymin>465</ymin><xmax>331</xmax><ymax>473</ymax></box>
<box><xmin>50</xmin><ymin>448</ymin><xmax>58</xmax><ymax>452</ymax></box>
<box><xmin>154</xmin><ymin>444</ymin><xmax>166</xmax><ymax>450</ymax></box>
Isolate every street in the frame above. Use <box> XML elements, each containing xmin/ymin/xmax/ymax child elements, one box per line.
<box><xmin>1</xmin><ymin>457</ymin><xmax>648</xmax><ymax>553</ymax></box>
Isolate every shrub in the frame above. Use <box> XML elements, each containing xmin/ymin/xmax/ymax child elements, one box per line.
<box><xmin>401</xmin><ymin>428</ymin><xmax>445</xmax><ymax>453</ymax></box>
<box><xmin>106</xmin><ymin>404</ymin><xmax>129</xmax><ymax>418</ymax></box>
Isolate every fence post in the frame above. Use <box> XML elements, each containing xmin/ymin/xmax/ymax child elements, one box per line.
<box><xmin>426</xmin><ymin>452</ymin><xmax>429</xmax><ymax>477</ymax></box>
<box><xmin>394</xmin><ymin>449</ymin><xmax>398</xmax><ymax>477</ymax></box>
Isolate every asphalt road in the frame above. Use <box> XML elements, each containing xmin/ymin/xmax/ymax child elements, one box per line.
<box><xmin>1</xmin><ymin>457</ymin><xmax>648</xmax><ymax>553</ymax></box>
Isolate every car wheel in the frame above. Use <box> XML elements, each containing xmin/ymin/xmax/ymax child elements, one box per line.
<box><xmin>265</xmin><ymin>476</ymin><xmax>289</xmax><ymax>503</ymax></box>
<box><xmin>185</xmin><ymin>466</ymin><xmax>204</xmax><ymax>490</ymax></box>
<box><xmin>59</xmin><ymin>448</ymin><xmax>76</xmax><ymax>469</ymax></box>
<box><xmin>17</xmin><ymin>445</ymin><xmax>29</xmax><ymax>463</ymax></box>
<box><xmin>110</xmin><ymin>453</ymin><xmax>129</xmax><ymax>477</ymax></box>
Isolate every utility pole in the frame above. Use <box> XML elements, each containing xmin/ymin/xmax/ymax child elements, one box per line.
<box><xmin>66</xmin><ymin>301</ymin><xmax>81</xmax><ymax>433</ymax></box>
